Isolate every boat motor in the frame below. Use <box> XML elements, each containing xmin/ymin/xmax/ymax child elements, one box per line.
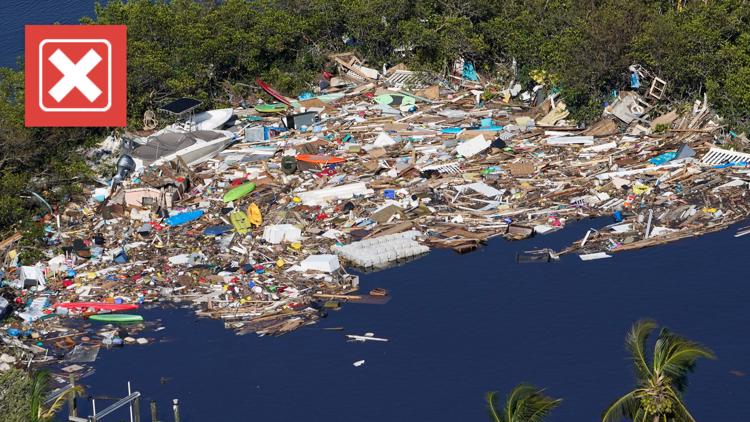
<box><xmin>112</xmin><ymin>154</ymin><xmax>136</xmax><ymax>187</ymax></box>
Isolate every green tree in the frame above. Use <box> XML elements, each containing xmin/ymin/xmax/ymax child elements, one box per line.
<box><xmin>602</xmin><ymin>320</ymin><xmax>715</xmax><ymax>422</ymax></box>
<box><xmin>486</xmin><ymin>384</ymin><xmax>562</xmax><ymax>422</ymax></box>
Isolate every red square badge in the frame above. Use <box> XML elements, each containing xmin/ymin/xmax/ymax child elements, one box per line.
<box><xmin>25</xmin><ymin>25</ymin><xmax>127</xmax><ymax>127</ymax></box>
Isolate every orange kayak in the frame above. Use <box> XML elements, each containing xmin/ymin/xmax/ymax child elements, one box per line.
<box><xmin>295</xmin><ymin>154</ymin><xmax>345</xmax><ymax>164</ymax></box>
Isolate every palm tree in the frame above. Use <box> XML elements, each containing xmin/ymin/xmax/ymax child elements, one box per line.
<box><xmin>486</xmin><ymin>384</ymin><xmax>562</xmax><ymax>422</ymax></box>
<box><xmin>602</xmin><ymin>320</ymin><xmax>715</xmax><ymax>422</ymax></box>
<box><xmin>29</xmin><ymin>370</ymin><xmax>83</xmax><ymax>422</ymax></box>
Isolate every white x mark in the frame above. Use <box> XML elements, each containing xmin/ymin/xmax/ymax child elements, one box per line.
<box><xmin>48</xmin><ymin>48</ymin><xmax>102</xmax><ymax>103</ymax></box>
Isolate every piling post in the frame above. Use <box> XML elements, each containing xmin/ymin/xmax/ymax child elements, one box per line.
<box><xmin>68</xmin><ymin>374</ymin><xmax>78</xmax><ymax>418</ymax></box>
<box><xmin>172</xmin><ymin>399</ymin><xmax>180</xmax><ymax>422</ymax></box>
<box><xmin>150</xmin><ymin>400</ymin><xmax>158</xmax><ymax>422</ymax></box>
<box><xmin>133</xmin><ymin>396</ymin><xmax>141</xmax><ymax>422</ymax></box>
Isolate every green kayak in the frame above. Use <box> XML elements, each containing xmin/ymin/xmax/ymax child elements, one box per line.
<box><xmin>254</xmin><ymin>103</ymin><xmax>288</xmax><ymax>113</ymax></box>
<box><xmin>223</xmin><ymin>182</ymin><xmax>256</xmax><ymax>203</ymax></box>
<box><xmin>89</xmin><ymin>314</ymin><xmax>144</xmax><ymax>324</ymax></box>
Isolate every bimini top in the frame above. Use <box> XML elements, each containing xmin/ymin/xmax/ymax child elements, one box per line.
<box><xmin>159</xmin><ymin>98</ymin><xmax>202</xmax><ymax>115</ymax></box>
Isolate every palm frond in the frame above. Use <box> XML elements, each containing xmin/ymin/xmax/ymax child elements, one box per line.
<box><xmin>523</xmin><ymin>392</ymin><xmax>562</xmax><ymax>422</ymax></box>
<box><xmin>486</xmin><ymin>391</ymin><xmax>504</xmax><ymax>422</ymax></box>
<box><xmin>667</xmin><ymin>386</ymin><xmax>699</xmax><ymax>422</ymax></box>
<box><xmin>504</xmin><ymin>384</ymin><xmax>538</xmax><ymax>422</ymax></box>
<box><xmin>505</xmin><ymin>384</ymin><xmax>560</xmax><ymax>422</ymax></box>
<box><xmin>41</xmin><ymin>385</ymin><xmax>84</xmax><ymax>420</ymax></box>
<box><xmin>654</xmin><ymin>328</ymin><xmax>715</xmax><ymax>391</ymax></box>
<box><xmin>601</xmin><ymin>390</ymin><xmax>640</xmax><ymax>422</ymax></box>
<box><xmin>625</xmin><ymin>319</ymin><xmax>657</xmax><ymax>382</ymax></box>
<box><xmin>29</xmin><ymin>371</ymin><xmax>50</xmax><ymax>422</ymax></box>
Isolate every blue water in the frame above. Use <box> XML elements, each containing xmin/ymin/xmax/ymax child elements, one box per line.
<box><xmin>67</xmin><ymin>220</ymin><xmax>750</xmax><ymax>422</ymax></box>
<box><xmin>0</xmin><ymin>0</ymin><xmax>96</xmax><ymax>68</ymax></box>
<box><xmin>5</xmin><ymin>2</ymin><xmax>750</xmax><ymax>421</ymax></box>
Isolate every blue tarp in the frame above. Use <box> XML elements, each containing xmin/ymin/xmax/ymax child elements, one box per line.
<box><xmin>463</xmin><ymin>62</ymin><xmax>479</xmax><ymax>81</ymax></box>
<box><xmin>649</xmin><ymin>152</ymin><xmax>677</xmax><ymax>166</ymax></box>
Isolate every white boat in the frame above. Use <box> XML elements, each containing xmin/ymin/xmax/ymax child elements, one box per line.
<box><xmin>172</xmin><ymin>108</ymin><xmax>233</xmax><ymax>131</ymax></box>
<box><xmin>130</xmin><ymin>129</ymin><xmax>236</xmax><ymax>170</ymax></box>
<box><xmin>346</xmin><ymin>332</ymin><xmax>389</xmax><ymax>342</ymax></box>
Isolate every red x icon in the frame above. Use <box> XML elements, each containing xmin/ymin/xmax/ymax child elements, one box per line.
<box><xmin>25</xmin><ymin>25</ymin><xmax>127</xmax><ymax>127</ymax></box>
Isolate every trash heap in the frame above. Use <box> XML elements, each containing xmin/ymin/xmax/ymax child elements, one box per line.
<box><xmin>2</xmin><ymin>56</ymin><xmax>749</xmax><ymax>369</ymax></box>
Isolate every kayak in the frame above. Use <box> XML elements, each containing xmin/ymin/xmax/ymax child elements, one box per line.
<box><xmin>229</xmin><ymin>210</ymin><xmax>251</xmax><ymax>234</ymax></box>
<box><xmin>165</xmin><ymin>210</ymin><xmax>204</xmax><ymax>226</ymax></box>
<box><xmin>57</xmin><ymin>302</ymin><xmax>138</xmax><ymax>312</ymax></box>
<box><xmin>247</xmin><ymin>203</ymin><xmax>262</xmax><ymax>227</ymax></box>
<box><xmin>223</xmin><ymin>182</ymin><xmax>256</xmax><ymax>203</ymax></box>
<box><xmin>296</xmin><ymin>154</ymin><xmax>345</xmax><ymax>164</ymax></box>
<box><xmin>256</xmin><ymin>79</ymin><xmax>292</xmax><ymax>106</ymax></box>
<box><xmin>255</xmin><ymin>103</ymin><xmax>288</xmax><ymax>113</ymax></box>
<box><xmin>88</xmin><ymin>314</ymin><xmax>144</xmax><ymax>323</ymax></box>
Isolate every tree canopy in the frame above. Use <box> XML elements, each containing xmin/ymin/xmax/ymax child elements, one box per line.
<box><xmin>2</xmin><ymin>0</ymin><xmax>750</xmax><ymax>247</ymax></box>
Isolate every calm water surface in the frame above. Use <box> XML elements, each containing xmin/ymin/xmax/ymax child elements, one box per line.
<box><xmin>0</xmin><ymin>0</ymin><xmax>96</xmax><ymax>68</ymax></box>
<box><xmin>69</xmin><ymin>220</ymin><xmax>750</xmax><ymax>422</ymax></box>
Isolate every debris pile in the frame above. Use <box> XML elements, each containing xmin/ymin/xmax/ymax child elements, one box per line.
<box><xmin>2</xmin><ymin>57</ymin><xmax>748</xmax><ymax>371</ymax></box>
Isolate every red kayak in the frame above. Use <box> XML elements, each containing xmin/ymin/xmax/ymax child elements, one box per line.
<box><xmin>56</xmin><ymin>302</ymin><xmax>139</xmax><ymax>312</ymax></box>
<box><xmin>256</xmin><ymin>78</ymin><xmax>292</xmax><ymax>106</ymax></box>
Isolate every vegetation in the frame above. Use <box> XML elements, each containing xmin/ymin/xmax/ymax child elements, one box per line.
<box><xmin>486</xmin><ymin>384</ymin><xmax>561</xmax><ymax>422</ymax></box>
<box><xmin>0</xmin><ymin>369</ymin><xmax>82</xmax><ymax>422</ymax></box>
<box><xmin>2</xmin><ymin>0</ymin><xmax>750</xmax><ymax>249</ymax></box>
<box><xmin>601</xmin><ymin>320</ymin><xmax>715</xmax><ymax>422</ymax></box>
